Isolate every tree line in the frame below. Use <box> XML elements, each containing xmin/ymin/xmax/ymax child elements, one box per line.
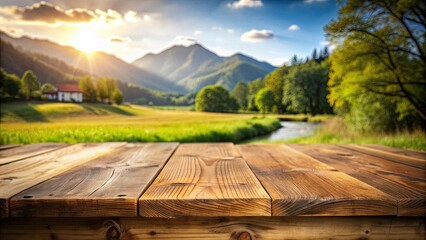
<box><xmin>1</xmin><ymin>68</ymin><xmax>123</xmax><ymax>104</ymax></box>
<box><xmin>195</xmin><ymin>46</ymin><xmax>332</xmax><ymax>116</ymax></box>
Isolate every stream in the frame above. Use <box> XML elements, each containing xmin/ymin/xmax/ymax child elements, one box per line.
<box><xmin>246</xmin><ymin>121</ymin><xmax>319</xmax><ymax>142</ymax></box>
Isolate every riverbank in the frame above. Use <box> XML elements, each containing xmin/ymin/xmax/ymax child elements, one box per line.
<box><xmin>284</xmin><ymin>118</ymin><xmax>426</xmax><ymax>151</ymax></box>
<box><xmin>0</xmin><ymin>102</ymin><xmax>280</xmax><ymax>144</ymax></box>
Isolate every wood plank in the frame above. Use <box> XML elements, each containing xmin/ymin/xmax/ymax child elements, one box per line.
<box><xmin>10</xmin><ymin>143</ymin><xmax>178</xmax><ymax>217</ymax></box>
<box><xmin>139</xmin><ymin>143</ymin><xmax>271</xmax><ymax>217</ymax></box>
<box><xmin>0</xmin><ymin>144</ymin><xmax>22</xmax><ymax>151</ymax></box>
<box><xmin>288</xmin><ymin>144</ymin><xmax>426</xmax><ymax>216</ymax></box>
<box><xmin>340</xmin><ymin>144</ymin><xmax>426</xmax><ymax>169</ymax></box>
<box><xmin>363</xmin><ymin>144</ymin><xmax>426</xmax><ymax>160</ymax></box>
<box><xmin>0</xmin><ymin>142</ymin><xmax>125</xmax><ymax>218</ymax></box>
<box><xmin>237</xmin><ymin>144</ymin><xmax>396</xmax><ymax>216</ymax></box>
<box><xmin>0</xmin><ymin>216</ymin><xmax>424</xmax><ymax>240</ymax></box>
<box><xmin>0</xmin><ymin>143</ymin><xmax>68</xmax><ymax>166</ymax></box>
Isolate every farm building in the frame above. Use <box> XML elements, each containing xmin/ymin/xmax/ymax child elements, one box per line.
<box><xmin>44</xmin><ymin>84</ymin><xmax>83</xmax><ymax>102</ymax></box>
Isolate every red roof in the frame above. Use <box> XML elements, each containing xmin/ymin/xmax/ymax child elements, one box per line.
<box><xmin>56</xmin><ymin>84</ymin><xmax>82</xmax><ymax>92</ymax></box>
<box><xmin>44</xmin><ymin>84</ymin><xmax>82</xmax><ymax>94</ymax></box>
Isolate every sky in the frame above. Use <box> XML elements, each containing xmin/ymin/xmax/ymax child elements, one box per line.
<box><xmin>0</xmin><ymin>0</ymin><xmax>338</xmax><ymax>66</ymax></box>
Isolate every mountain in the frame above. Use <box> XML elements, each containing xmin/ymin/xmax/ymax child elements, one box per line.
<box><xmin>0</xmin><ymin>39</ymin><xmax>179</xmax><ymax>104</ymax></box>
<box><xmin>132</xmin><ymin>44</ymin><xmax>275</xmax><ymax>92</ymax></box>
<box><xmin>0</xmin><ymin>32</ymin><xmax>184</xmax><ymax>93</ymax></box>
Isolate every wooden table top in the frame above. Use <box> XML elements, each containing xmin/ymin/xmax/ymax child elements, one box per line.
<box><xmin>0</xmin><ymin>143</ymin><xmax>424</xmax><ymax>218</ymax></box>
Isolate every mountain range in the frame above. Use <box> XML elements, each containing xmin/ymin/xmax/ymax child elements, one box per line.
<box><xmin>133</xmin><ymin>44</ymin><xmax>275</xmax><ymax>92</ymax></box>
<box><xmin>1</xmin><ymin>32</ymin><xmax>275</xmax><ymax>94</ymax></box>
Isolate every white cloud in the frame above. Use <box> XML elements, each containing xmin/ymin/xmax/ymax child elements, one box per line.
<box><xmin>227</xmin><ymin>29</ymin><xmax>235</xmax><ymax>34</ymax></box>
<box><xmin>304</xmin><ymin>0</ymin><xmax>328</xmax><ymax>3</ymax></box>
<box><xmin>210</xmin><ymin>46</ymin><xmax>235</xmax><ymax>57</ymax></box>
<box><xmin>172</xmin><ymin>35</ymin><xmax>198</xmax><ymax>46</ymax></box>
<box><xmin>143</xmin><ymin>14</ymin><xmax>151</xmax><ymax>21</ymax></box>
<box><xmin>320</xmin><ymin>40</ymin><xmax>336</xmax><ymax>50</ymax></box>
<box><xmin>212</xmin><ymin>26</ymin><xmax>222</xmax><ymax>31</ymax></box>
<box><xmin>266</xmin><ymin>57</ymin><xmax>290</xmax><ymax>67</ymax></box>
<box><xmin>240</xmin><ymin>29</ymin><xmax>274</xmax><ymax>43</ymax></box>
<box><xmin>228</xmin><ymin>0</ymin><xmax>263</xmax><ymax>9</ymax></box>
<box><xmin>193</xmin><ymin>30</ymin><xmax>202</xmax><ymax>36</ymax></box>
<box><xmin>0</xmin><ymin>26</ymin><xmax>24</xmax><ymax>37</ymax></box>
<box><xmin>288</xmin><ymin>24</ymin><xmax>300</xmax><ymax>31</ymax></box>
<box><xmin>110</xmin><ymin>36</ymin><xmax>132</xmax><ymax>43</ymax></box>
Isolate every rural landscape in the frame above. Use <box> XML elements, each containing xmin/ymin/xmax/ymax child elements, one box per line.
<box><xmin>0</xmin><ymin>1</ymin><xmax>425</xmax><ymax>239</ymax></box>
<box><xmin>0</xmin><ymin>0</ymin><xmax>425</xmax><ymax>151</ymax></box>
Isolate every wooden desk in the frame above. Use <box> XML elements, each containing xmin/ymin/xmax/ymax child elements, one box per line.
<box><xmin>0</xmin><ymin>143</ymin><xmax>425</xmax><ymax>239</ymax></box>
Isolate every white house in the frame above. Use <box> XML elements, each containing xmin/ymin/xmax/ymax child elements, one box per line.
<box><xmin>44</xmin><ymin>84</ymin><xmax>83</xmax><ymax>102</ymax></box>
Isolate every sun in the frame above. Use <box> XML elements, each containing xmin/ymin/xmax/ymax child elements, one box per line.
<box><xmin>70</xmin><ymin>30</ymin><xmax>103</xmax><ymax>54</ymax></box>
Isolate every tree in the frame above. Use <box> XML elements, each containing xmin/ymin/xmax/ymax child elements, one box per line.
<box><xmin>0</xmin><ymin>68</ymin><xmax>20</xmax><ymax>98</ymax></box>
<box><xmin>247</xmin><ymin>78</ymin><xmax>264</xmax><ymax>110</ymax></box>
<box><xmin>20</xmin><ymin>70</ymin><xmax>40</xmax><ymax>100</ymax></box>
<box><xmin>195</xmin><ymin>85</ymin><xmax>238</xmax><ymax>112</ymax></box>
<box><xmin>264</xmin><ymin>66</ymin><xmax>289</xmax><ymax>113</ymax></box>
<box><xmin>112</xmin><ymin>89</ymin><xmax>124</xmax><ymax>105</ymax></box>
<box><xmin>231</xmin><ymin>81</ymin><xmax>248</xmax><ymax>110</ymax></box>
<box><xmin>41</xmin><ymin>83</ymin><xmax>55</xmax><ymax>93</ymax></box>
<box><xmin>79</xmin><ymin>76</ymin><xmax>97</xmax><ymax>102</ymax></box>
<box><xmin>97</xmin><ymin>77</ymin><xmax>119</xmax><ymax>103</ymax></box>
<box><xmin>325</xmin><ymin>0</ymin><xmax>426</xmax><ymax>120</ymax></box>
<box><xmin>283</xmin><ymin>61</ymin><xmax>331</xmax><ymax>115</ymax></box>
<box><xmin>255</xmin><ymin>88</ymin><xmax>275</xmax><ymax>115</ymax></box>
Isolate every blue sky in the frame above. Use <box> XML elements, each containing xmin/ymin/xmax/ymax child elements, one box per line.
<box><xmin>0</xmin><ymin>0</ymin><xmax>338</xmax><ymax>66</ymax></box>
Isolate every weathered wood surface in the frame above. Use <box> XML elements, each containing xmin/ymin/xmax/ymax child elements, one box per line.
<box><xmin>237</xmin><ymin>144</ymin><xmax>397</xmax><ymax>216</ymax></box>
<box><xmin>288</xmin><ymin>144</ymin><xmax>426</xmax><ymax>216</ymax></box>
<box><xmin>10</xmin><ymin>143</ymin><xmax>178</xmax><ymax>217</ymax></box>
<box><xmin>0</xmin><ymin>143</ymin><xmax>125</xmax><ymax>218</ymax></box>
<box><xmin>362</xmin><ymin>144</ymin><xmax>426</xmax><ymax>160</ymax></box>
<box><xmin>0</xmin><ymin>144</ymin><xmax>22</xmax><ymax>151</ymax></box>
<box><xmin>0</xmin><ymin>143</ymin><xmax>67</xmax><ymax>166</ymax></box>
<box><xmin>340</xmin><ymin>144</ymin><xmax>426</xmax><ymax>169</ymax></box>
<box><xmin>0</xmin><ymin>142</ymin><xmax>425</xmax><ymax>220</ymax></box>
<box><xmin>0</xmin><ymin>216</ymin><xmax>424</xmax><ymax>240</ymax></box>
<box><xmin>139</xmin><ymin>143</ymin><xmax>271</xmax><ymax>217</ymax></box>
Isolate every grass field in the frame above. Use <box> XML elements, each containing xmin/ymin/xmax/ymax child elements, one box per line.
<box><xmin>281</xmin><ymin>118</ymin><xmax>426</xmax><ymax>151</ymax></box>
<box><xmin>0</xmin><ymin>102</ymin><xmax>280</xmax><ymax>144</ymax></box>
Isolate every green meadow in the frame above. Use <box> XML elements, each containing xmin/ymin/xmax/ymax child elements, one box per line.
<box><xmin>0</xmin><ymin>102</ymin><xmax>280</xmax><ymax>144</ymax></box>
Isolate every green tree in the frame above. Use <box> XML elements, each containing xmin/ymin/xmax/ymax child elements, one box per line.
<box><xmin>97</xmin><ymin>77</ymin><xmax>119</xmax><ymax>103</ymax></box>
<box><xmin>20</xmin><ymin>70</ymin><xmax>40</xmax><ymax>100</ymax></box>
<box><xmin>283</xmin><ymin>61</ymin><xmax>331</xmax><ymax>115</ymax></box>
<box><xmin>0</xmin><ymin>68</ymin><xmax>20</xmax><ymax>98</ymax></box>
<box><xmin>79</xmin><ymin>76</ymin><xmax>97</xmax><ymax>102</ymax></box>
<box><xmin>247</xmin><ymin>78</ymin><xmax>264</xmax><ymax>111</ymax></box>
<box><xmin>41</xmin><ymin>83</ymin><xmax>55</xmax><ymax>93</ymax></box>
<box><xmin>255</xmin><ymin>88</ymin><xmax>275</xmax><ymax>115</ymax></box>
<box><xmin>264</xmin><ymin>66</ymin><xmax>289</xmax><ymax>113</ymax></box>
<box><xmin>112</xmin><ymin>89</ymin><xmax>124</xmax><ymax>105</ymax></box>
<box><xmin>325</xmin><ymin>0</ymin><xmax>426</xmax><ymax>120</ymax></box>
<box><xmin>195</xmin><ymin>85</ymin><xmax>238</xmax><ymax>112</ymax></box>
<box><xmin>231</xmin><ymin>81</ymin><xmax>248</xmax><ymax>110</ymax></box>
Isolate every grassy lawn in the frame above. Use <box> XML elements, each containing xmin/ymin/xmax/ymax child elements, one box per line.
<box><xmin>0</xmin><ymin>102</ymin><xmax>280</xmax><ymax>144</ymax></box>
<box><xmin>283</xmin><ymin>118</ymin><xmax>426</xmax><ymax>151</ymax></box>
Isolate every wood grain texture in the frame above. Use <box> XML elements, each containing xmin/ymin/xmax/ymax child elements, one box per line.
<box><xmin>10</xmin><ymin>143</ymin><xmax>178</xmax><ymax>217</ymax></box>
<box><xmin>0</xmin><ymin>142</ymin><xmax>125</xmax><ymax>218</ymax></box>
<box><xmin>362</xmin><ymin>144</ymin><xmax>426</xmax><ymax>160</ymax></box>
<box><xmin>0</xmin><ymin>216</ymin><xmax>424</xmax><ymax>240</ymax></box>
<box><xmin>340</xmin><ymin>144</ymin><xmax>426</xmax><ymax>169</ymax></box>
<box><xmin>139</xmin><ymin>143</ymin><xmax>271</xmax><ymax>217</ymax></box>
<box><xmin>0</xmin><ymin>143</ymin><xmax>68</xmax><ymax>166</ymax></box>
<box><xmin>0</xmin><ymin>144</ymin><xmax>22</xmax><ymax>151</ymax></box>
<box><xmin>288</xmin><ymin>144</ymin><xmax>426</xmax><ymax>216</ymax></box>
<box><xmin>237</xmin><ymin>144</ymin><xmax>397</xmax><ymax>216</ymax></box>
